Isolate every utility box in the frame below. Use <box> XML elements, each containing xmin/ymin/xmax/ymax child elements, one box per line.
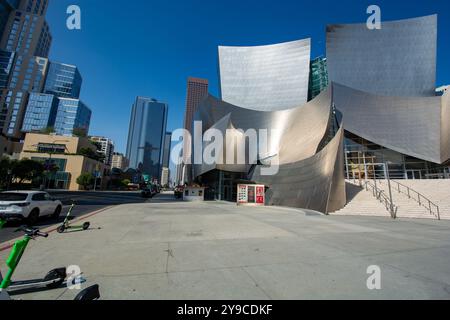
<box><xmin>183</xmin><ymin>187</ymin><xmax>205</xmax><ymax>202</ymax></box>
<box><xmin>237</xmin><ymin>184</ymin><xmax>265</xmax><ymax>206</ymax></box>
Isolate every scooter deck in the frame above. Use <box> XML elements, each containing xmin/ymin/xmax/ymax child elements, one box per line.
<box><xmin>8</xmin><ymin>276</ymin><xmax>65</xmax><ymax>291</ymax></box>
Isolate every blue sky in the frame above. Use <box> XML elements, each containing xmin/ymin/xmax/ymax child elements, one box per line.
<box><xmin>46</xmin><ymin>0</ymin><xmax>450</xmax><ymax>154</ymax></box>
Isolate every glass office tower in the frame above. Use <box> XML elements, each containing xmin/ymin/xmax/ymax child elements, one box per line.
<box><xmin>54</xmin><ymin>98</ymin><xmax>91</xmax><ymax>136</ymax></box>
<box><xmin>0</xmin><ymin>49</ymin><xmax>14</xmax><ymax>88</ymax></box>
<box><xmin>126</xmin><ymin>97</ymin><xmax>168</xmax><ymax>182</ymax></box>
<box><xmin>44</xmin><ymin>61</ymin><xmax>82</xmax><ymax>99</ymax></box>
<box><xmin>21</xmin><ymin>92</ymin><xmax>58</xmax><ymax>132</ymax></box>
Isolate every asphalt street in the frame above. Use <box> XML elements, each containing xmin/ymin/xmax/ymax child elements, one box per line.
<box><xmin>0</xmin><ymin>191</ymin><xmax>150</xmax><ymax>244</ymax></box>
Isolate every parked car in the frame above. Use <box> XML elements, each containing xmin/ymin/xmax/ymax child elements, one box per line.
<box><xmin>0</xmin><ymin>191</ymin><xmax>63</xmax><ymax>225</ymax></box>
<box><xmin>174</xmin><ymin>186</ymin><xmax>184</xmax><ymax>199</ymax></box>
<box><xmin>140</xmin><ymin>188</ymin><xmax>153</xmax><ymax>198</ymax></box>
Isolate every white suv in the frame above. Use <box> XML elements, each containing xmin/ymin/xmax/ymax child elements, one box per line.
<box><xmin>0</xmin><ymin>191</ymin><xmax>63</xmax><ymax>225</ymax></box>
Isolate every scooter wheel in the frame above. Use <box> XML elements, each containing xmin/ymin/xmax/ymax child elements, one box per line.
<box><xmin>83</xmin><ymin>222</ymin><xmax>90</xmax><ymax>230</ymax></box>
<box><xmin>57</xmin><ymin>225</ymin><xmax>65</xmax><ymax>233</ymax></box>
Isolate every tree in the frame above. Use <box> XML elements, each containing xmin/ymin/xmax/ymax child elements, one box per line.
<box><xmin>0</xmin><ymin>157</ymin><xmax>12</xmax><ymax>189</ymax></box>
<box><xmin>79</xmin><ymin>147</ymin><xmax>105</xmax><ymax>162</ymax></box>
<box><xmin>76</xmin><ymin>173</ymin><xmax>94</xmax><ymax>190</ymax></box>
<box><xmin>40</xmin><ymin>126</ymin><xmax>55</xmax><ymax>134</ymax></box>
<box><xmin>11</xmin><ymin>159</ymin><xmax>44</xmax><ymax>184</ymax></box>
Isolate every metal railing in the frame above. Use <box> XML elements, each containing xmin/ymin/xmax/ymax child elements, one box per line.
<box><xmin>378</xmin><ymin>180</ymin><xmax>440</xmax><ymax>220</ymax></box>
<box><xmin>353</xmin><ymin>178</ymin><xmax>398</xmax><ymax>219</ymax></box>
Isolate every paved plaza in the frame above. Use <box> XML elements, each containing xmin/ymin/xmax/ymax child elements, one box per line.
<box><xmin>2</xmin><ymin>193</ymin><xmax>450</xmax><ymax>300</ymax></box>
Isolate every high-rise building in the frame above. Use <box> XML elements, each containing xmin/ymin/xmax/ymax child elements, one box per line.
<box><xmin>54</xmin><ymin>98</ymin><xmax>91</xmax><ymax>137</ymax></box>
<box><xmin>126</xmin><ymin>97</ymin><xmax>168</xmax><ymax>181</ymax></box>
<box><xmin>0</xmin><ymin>0</ymin><xmax>52</xmax><ymax>139</ymax></box>
<box><xmin>161</xmin><ymin>167</ymin><xmax>169</xmax><ymax>187</ymax></box>
<box><xmin>184</xmin><ymin>77</ymin><xmax>208</xmax><ymax>133</ymax></box>
<box><xmin>21</xmin><ymin>92</ymin><xmax>58</xmax><ymax>132</ymax></box>
<box><xmin>90</xmin><ymin>136</ymin><xmax>114</xmax><ymax>166</ymax></box>
<box><xmin>0</xmin><ymin>49</ymin><xmax>15</xmax><ymax>88</ymax></box>
<box><xmin>111</xmin><ymin>152</ymin><xmax>129</xmax><ymax>170</ymax></box>
<box><xmin>22</xmin><ymin>92</ymin><xmax>91</xmax><ymax>137</ymax></box>
<box><xmin>162</xmin><ymin>131</ymin><xmax>171</xmax><ymax>169</ymax></box>
<box><xmin>308</xmin><ymin>56</ymin><xmax>328</xmax><ymax>101</ymax></box>
<box><xmin>44</xmin><ymin>61</ymin><xmax>82</xmax><ymax>99</ymax></box>
<box><xmin>178</xmin><ymin>77</ymin><xmax>209</xmax><ymax>185</ymax></box>
<box><xmin>0</xmin><ymin>0</ymin><xmax>20</xmax><ymax>41</ymax></box>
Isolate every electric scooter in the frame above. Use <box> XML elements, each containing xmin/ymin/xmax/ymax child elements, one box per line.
<box><xmin>57</xmin><ymin>201</ymin><xmax>90</xmax><ymax>233</ymax></box>
<box><xmin>0</xmin><ymin>226</ymin><xmax>101</xmax><ymax>300</ymax></box>
<box><xmin>0</xmin><ymin>225</ymin><xmax>67</xmax><ymax>294</ymax></box>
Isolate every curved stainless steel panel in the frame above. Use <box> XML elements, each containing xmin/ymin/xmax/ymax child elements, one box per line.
<box><xmin>251</xmin><ymin>126</ymin><xmax>346</xmax><ymax>214</ymax></box>
<box><xmin>195</xmin><ymin>88</ymin><xmax>332</xmax><ymax>166</ymax></box>
<box><xmin>327</xmin><ymin>15</ymin><xmax>437</xmax><ymax>97</ymax></box>
<box><xmin>218</xmin><ymin>39</ymin><xmax>311</xmax><ymax>111</ymax></box>
<box><xmin>192</xmin><ymin>87</ymin><xmax>346</xmax><ymax>214</ymax></box>
<box><xmin>333</xmin><ymin>82</ymin><xmax>449</xmax><ymax>164</ymax></box>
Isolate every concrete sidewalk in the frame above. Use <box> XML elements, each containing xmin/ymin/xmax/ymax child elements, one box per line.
<box><xmin>2</xmin><ymin>193</ymin><xmax>450</xmax><ymax>300</ymax></box>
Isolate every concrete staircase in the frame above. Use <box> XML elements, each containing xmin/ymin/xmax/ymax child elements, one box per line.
<box><xmin>332</xmin><ymin>181</ymin><xmax>391</xmax><ymax>218</ymax></box>
<box><xmin>388</xmin><ymin>180</ymin><xmax>450</xmax><ymax>220</ymax></box>
<box><xmin>332</xmin><ymin>179</ymin><xmax>450</xmax><ymax>220</ymax></box>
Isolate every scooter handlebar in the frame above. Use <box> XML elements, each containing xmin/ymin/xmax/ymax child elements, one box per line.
<box><xmin>15</xmin><ymin>226</ymin><xmax>49</xmax><ymax>238</ymax></box>
<box><xmin>36</xmin><ymin>231</ymin><xmax>49</xmax><ymax>238</ymax></box>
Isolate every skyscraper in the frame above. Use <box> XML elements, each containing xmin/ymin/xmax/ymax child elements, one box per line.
<box><xmin>183</xmin><ymin>77</ymin><xmax>208</xmax><ymax>134</ymax></box>
<box><xmin>54</xmin><ymin>98</ymin><xmax>91</xmax><ymax>137</ymax></box>
<box><xmin>0</xmin><ymin>0</ymin><xmax>52</xmax><ymax>139</ymax></box>
<box><xmin>21</xmin><ymin>58</ymin><xmax>89</xmax><ymax>137</ymax></box>
<box><xmin>308</xmin><ymin>56</ymin><xmax>329</xmax><ymax>101</ymax></box>
<box><xmin>162</xmin><ymin>131</ymin><xmax>171</xmax><ymax>169</ymax></box>
<box><xmin>126</xmin><ymin>97</ymin><xmax>168</xmax><ymax>182</ymax></box>
<box><xmin>0</xmin><ymin>0</ymin><xmax>20</xmax><ymax>39</ymax></box>
<box><xmin>21</xmin><ymin>92</ymin><xmax>58</xmax><ymax>132</ymax></box>
<box><xmin>90</xmin><ymin>136</ymin><xmax>115</xmax><ymax>166</ymax></box>
<box><xmin>177</xmin><ymin>77</ymin><xmax>209</xmax><ymax>185</ymax></box>
<box><xmin>44</xmin><ymin>61</ymin><xmax>82</xmax><ymax>99</ymax></box>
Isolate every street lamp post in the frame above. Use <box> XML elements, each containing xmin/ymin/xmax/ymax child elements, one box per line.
<box><xmin>385</xmin><ymin>162</ymin><xmax>396</xmax><ymax>219</ymax></box>
<box><xmin>6</xmin><ymin>169</ymin><xmax>12</xmax><ymax>191</ymax></box>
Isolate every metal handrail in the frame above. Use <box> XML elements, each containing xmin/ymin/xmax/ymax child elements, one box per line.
<box><xmin>378</xmin><ymin>179</ymin><xmax>440</xmax><ymax>220</ymax></box>
<box><xmin>357</xmin><ymin>179</ymin><xmax>398</xmax><ymax>219</ymax></box>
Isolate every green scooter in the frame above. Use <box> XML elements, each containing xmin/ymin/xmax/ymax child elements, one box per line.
<box><xmin>0</xmin><ymin>225</ymin><xmax>100</xmax><ymax>300</ymax></box>
<box><xmin>0</xmin><ymin>225</ymin><xmax>67</xmax><ymax>295</ymax></box>
<box><xmin>57</xmin><ymin>201</ymin><xmax>90</xmax><ymax>233</ymax></box>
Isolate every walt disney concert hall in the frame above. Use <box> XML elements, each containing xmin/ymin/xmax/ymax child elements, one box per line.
<box><xmin>188</xmin><ymin>14</ymin><xmax>450</xmax><ymax>214</ymax></box>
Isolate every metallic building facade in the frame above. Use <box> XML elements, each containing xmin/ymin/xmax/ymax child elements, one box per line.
<box><xmin>326</xmin><ymin>15</ymin><xmax>450</xmax><ymax>180</ymax></box>
<box><xmin>191</xmin><ymin>79</ymin><xmax>346</xmax><ymax>213</ymax></box>
<box><xmin>326</xmin><ymin>15</ymin><xmax>437</xmax><ymax>97</ymax></box>
<box><xmin>126</xmin><ymin>97</ymin><xmax>168</xmax><ymax>182</ymax></box>
<box><xmin>218</xmin><ymin>39</ymin><xmax>311</xmax><ymax>111</ymax></box>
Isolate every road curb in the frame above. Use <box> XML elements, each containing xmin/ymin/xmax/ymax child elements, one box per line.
<box><xmin>0</xmin><ymin>205</ymin><xmax>115</xmax><ymax>253</ymax></box>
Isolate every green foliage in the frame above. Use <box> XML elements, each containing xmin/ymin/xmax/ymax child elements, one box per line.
<box><xmin>0</xmin><ymin>157</ymin><xmax>45</xmax><ymax>189</ymax></box>
<box><xmin>122</xmin><ymin>179</ymin><xmax>131</xmax><ymax>186</ymax></box>
<box><xmin>40</xmin><ymin>126</ymin><xmax>55</xmax><ymax>134</ymax></box>
<box><xmin>79</xmin><ymin>147</ymin><xmax>105</xmax><ymax>162</ymax></box>
<box><xmin>76</xmin><ymin>173</ymin><xmax>94</xmax><ymax>190</ymax></box>
<box><xmin>12</xmin><ymin>159</ymin><xmax>45</xmax><ymax>183</ymax></box>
